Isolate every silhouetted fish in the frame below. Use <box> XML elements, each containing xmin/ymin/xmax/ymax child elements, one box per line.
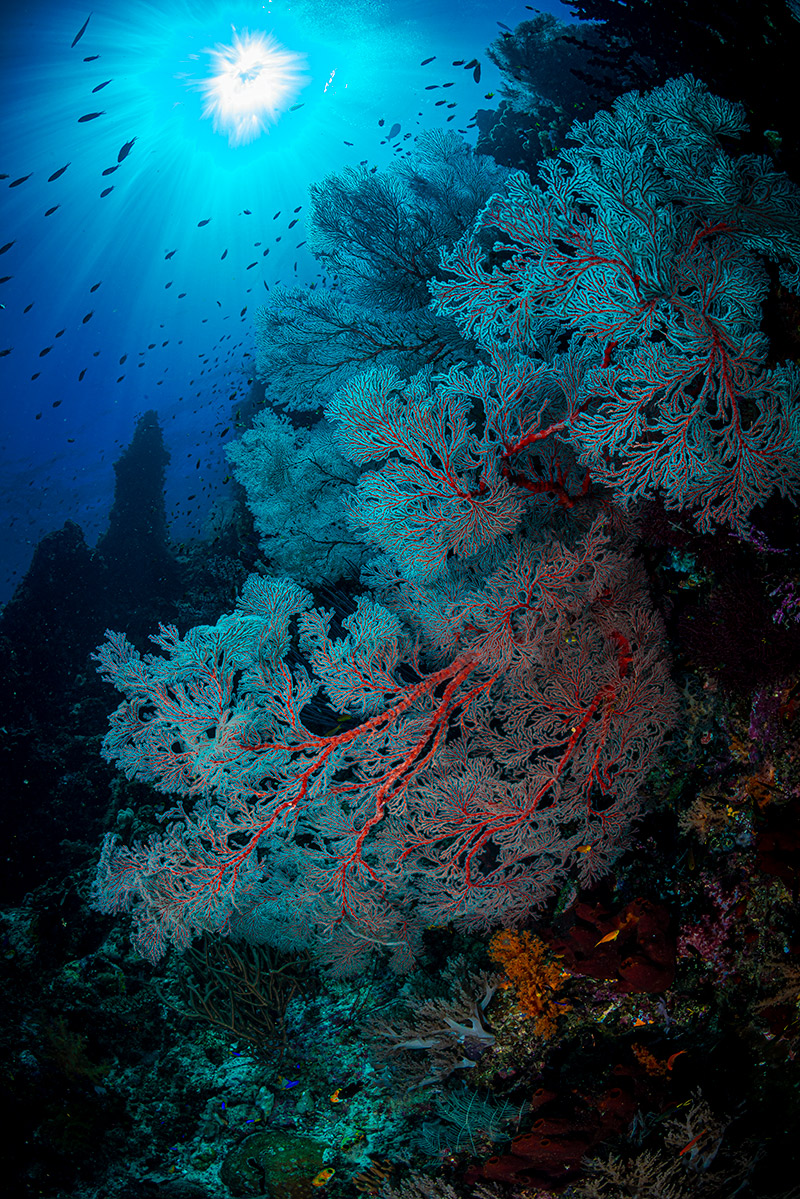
<box><xmin>101</xmin><ymin>165</ymin><xmax>118</xmax><ymax>176</ymax></box>
<box><xmin>421</xmin><ymin>56</ymin><xmax>435</xmax><ymax>65</ymax></box>
<box><xmin>473</xmin><ymin>63</ymin><xmax>481</xmax><ymax>83</ymax></box>
<box><xmin>117</xmin><ymin>138</ymin><xmax>136</xmax><ymax>162</ymax></box>
<box><xmin>82</xmin><ymin>311</ymin><xmax>93</xmax><ymax>323</ymax></box>
<box><xmin>92</xmin><ymin>80</ymin><xmax>112</xmax><ymax>92</ymax></box>
<box><xmin>48</xmin><ymin>163</ymin><xmax>70</xmax><ymax>182</ymax></box>
<box><xmin>90</xmin><ymin>281</ymin><xmax>101</xmax><ymax>291</ymax></box>
<box><xmin>78</xmin><ymin>112</ymin><xmax>105</xmax><ymax>122</ymax></box>
<box><xmin>165</xmin><ymin>249</ymin><xmax>176</xmax><ymax>259</ymax></box>
<box><xmin>197</xmin><ymin>218</ymin><xmax>210</xmax><ymax>227</ymax></box>
<box><xmin>45</xmin><ymin>206</ymin><xmax>59</xmax><ymax>216</ymax></box>
<box><xmin>83</xmin><ymin>55</ymin><xmax>99</xmax><ymax>61</ymax></box>
<box><xmin>100</xmin><ymin>186</ymin><xmax>113</xmax><ymax>197</ymax></box>
<box><xmin>0</xmin><ymin>242</ymin><xmax>14</xmax><ymax>254</ymax></box>
<box><xmin>388</xmin><ymin>123</ymin><xmax>401</xmax><ymax>138</ymax></box>
<box><xmin>9</xmin><ymin>175</ymin><xmax>32</xmax><ymax>187</ymax></box>
<box><xmin>71</xmin><ymin>13</ymin><xmax>92</xmax><ymax>48</ymax></box>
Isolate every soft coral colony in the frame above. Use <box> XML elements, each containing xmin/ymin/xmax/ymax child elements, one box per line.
<box><xmin>92</xmin><ymin>77</ymin><xmax>799</xmax><ymax>990</ymax></box>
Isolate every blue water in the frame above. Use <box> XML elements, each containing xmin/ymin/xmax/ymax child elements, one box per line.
<box><xmin>0</xmin><ymin>0</ymin><xmax>569</xmax><ymax>602</ymax></box>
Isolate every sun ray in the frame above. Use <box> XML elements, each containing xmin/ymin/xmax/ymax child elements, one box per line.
<box><xmin>199</xmin><ymin>28</ymin><xmax>306</xmax><ymax>146</ymax></box>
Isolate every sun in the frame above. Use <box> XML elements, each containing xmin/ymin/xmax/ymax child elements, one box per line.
<box><xmin>199</xmin><ymin>28</ymin><xmax>306</xmax><ymax>146</ymax></box>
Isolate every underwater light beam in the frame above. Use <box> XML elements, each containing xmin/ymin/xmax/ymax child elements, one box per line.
<box><xmin>199</xmin><ymin>29</ymin><xmax>305</xmax><ymax>146</ymax></box>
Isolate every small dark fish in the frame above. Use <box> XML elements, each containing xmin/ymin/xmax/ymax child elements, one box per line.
<box><xmin>246</xmin><ymin>262</ymin><xmax>256</xmax><ymax>269</ymax></box>
<box><xmin>52</xmin><ymin>400</ymin><xmax>61</xmax><ymax>408</ymax></box>
<box><xmin>9</xmin><ymin>174</ymin><xmax>32</xmax><ymax>187</ymax></box>
<box><xmin>197</xmin><ymin>218</ymin><xmax>210</xmax><ymax>227</ymax></box>
<box><xmin>421</xmin><ymin>56</ymin><xmax>435</xmax><ymax>65</ymax></box>
<box><xmin>92</xmin><ymin>80</ymin><xmax>112</xmax><ymax>92</ymax></box>
<box><xmin>165</xmin><ymin>249</ymin><xmax>176</xmax><ymax>259</ymax></box>
<box><xmin>0</xmin><ymin>348</ymin><xmax>11</xmax><ymax>357</ymax></box>
<box><xmin>289</xmin><ymin>103</ymin><xmax>304</xmax><ymax>111</ymax></box>
<box><xmin>83</xmin><ymin>55</ymin><xmax>99</xmax><ymax>61</ymax></box>
<box><xmin>0</xmin><ymin>276</ymin><xmax>12</xmax><ymax>285</ymax></box>
<box><xmin>344</xmin><ymin>140</ymin><xmax>353</xmax><ymax>145</ymax></box>
<box><xmin>243</xmin><ymin>208</ymin><xmax>252</xmax><ymax>214</ymax></box>
<box><xmin>39</xmin><ymin>346</ymin><xmax>53</xmax><ymax>356</ymax></box>
<box><xmin>388</xmin><ymin>123</ymin><xmax>401</xmax><ymax>138</ymax></box>
<box><xmin>497</xmin><ymin>21</ymin><xmax>511</xmax><ymax>30</ymax></box>
<box><xmin>452</xmin><ymin>59</ymin><xmax>464</xmax><ymax>66</ymax></box>
<box><xmin>79</xmin><ymin>369</ymin><xmax>87</xmax><ymax>380</ymax></box>
<box><xmin>24</xmin><ymin>303</ymin><xmax>33</xmax><ymax>312</ymax></box>
<box><xmin>90</xmin><ymin>281</ymin><xmax>101</xmax><ymax>291</ymax></box>
<box><xmin>117</xmin><ymin>138</ymin><xmax>136</xmax><ymax>162</ymax></box>
<box><xmin>273</xmin><ymin>211</ymin><xmax>280</xmax><ymax>219</ymax></box>
<box><xmin>119</xmin><ymin>354</ymin><xmax>127</xmax><ymax>364</ymax></box>
<box><xmin>294</xmin><ymin>206</ymin><xmax>302</xmax><ymax>212</ymax></box>
<box><xmin>221</xmin><ymin>249</ymin><xmax>228</xmax><ymax>260</ymax></box>
<box><xmin>79</xmin><ymin>111</ymin><xmax>105</xmax><ymax>122</ymax></box>
<box><xmin>378</xmin><ymin>118</ymin><xmax>384</xmax><ymax>126</ymax></box>
<box><xmin>424</xmin><ymin>85</ymin><xmax>438</xmax><ymax>90</ymax></box>
<box><xmin>0</xmin><ymin>242</ymin><xmax>14</xmax><ymax>254</ymax></box>
<box><xmin>165</xmin><ymin>281</ymin><xmax>172</xmax><ymax>287</ymax></box>
<box><xmin>473</xmin><ymin>63</ymin><xmax>481</xmax><ymax>83</ymax></box>
<box><xmin>101</xmin><ymin>165</ymin><xmax>118</xmax><ymax>176</ymax></box>
<box><xmin>442</xmin><ymin>81</ymin><xmax>455</xmax><ymax>88</ymax></box>
<box><xmin>71</xmin><ymin>13</ymin><xmax>92</xmax><ymax>48</ymax></box>
<box><xmin>239</xmin><ymin>307</ymin><xmax>246</xmax><ymax>317</ymax></box>
<box><xmin>100</xmin><ymin>186</ymin><xmax>113</xmax><ymax>197</ymax></box>
<box><xmin>48</xmin><ymin>163</ymin><xmax>70</xmax><ymax>182</ymax></box>
<box><xmin>82</xmin><ymin>311</ymin><xmax>93</xmax><ymax>323</ymax></box>
<box><xmin>464</xmin><ymin>58</ymin><xmax>478</xmax><ymax>69</ymax></box>
<box><xmin>288</xmin><ymin>218</ymin><xmax>298</xmax><ymax>228</ymax></box>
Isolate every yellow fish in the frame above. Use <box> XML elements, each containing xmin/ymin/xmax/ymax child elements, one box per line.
<box><xmin>312</xmin><ymin>1168</ymin><xmax>335</xmax><ymax>1187</ymax></box>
